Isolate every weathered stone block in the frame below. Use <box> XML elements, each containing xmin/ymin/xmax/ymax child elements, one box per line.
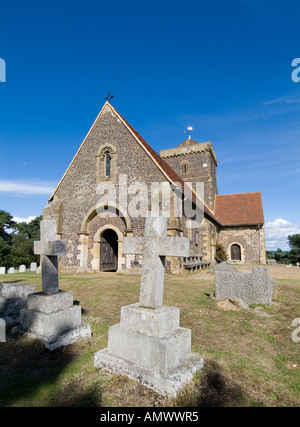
<box><xmin>120</xmin><ymin>303</ymin><xmax>180</xmax><ymax>338</ymax></box>
<box><xmin>107</xmin><ymin>324</ymin><xmax>191</xmax><ymax>376</ymax></box>
<box><xmin>0</xmin><ymin>283</ymin><xmax>35</xmax><ymax>324</ymax></box>
<box><xmin>215</xmin><ymin>266</ymin><xmax>275</xmax><ymax>305</ymax></box>
<box><xmin>27</xmin><ymin>290</ymin><xmax>73</xmax><ymax>314</ymax></box>
<box><xmin>20</xmin><ymin>304</ymin><xmax>82</xmax><ymax>338</ymax></box>
<box><xmin>34</xmin><ymin>240</ymin><xmax>66</xmax><ymax>256</ymax></box>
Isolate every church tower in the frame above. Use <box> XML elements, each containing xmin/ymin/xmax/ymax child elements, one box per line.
<box><xmin>160</xmin><ymin>138</ymin><xmax>218</xmax><ymax>211</ymax></box>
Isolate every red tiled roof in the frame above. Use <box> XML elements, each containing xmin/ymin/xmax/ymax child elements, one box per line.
<box><xmin>214</xmin><ymin>192</ymin><xmax>264</xmax><ymax>226</ymax></box>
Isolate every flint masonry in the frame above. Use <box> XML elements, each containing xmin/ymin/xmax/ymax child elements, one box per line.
<box><xmin>44</xmin><ymin>101</ymin><xmax>266</xmax><ymax>273</ymax></box>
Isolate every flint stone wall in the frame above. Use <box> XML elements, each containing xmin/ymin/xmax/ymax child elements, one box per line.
<box><xmin>215</xmin><ymin>266</ymin><xmax>275</xmax><ymax>305</ymax></box>
<box><xmin>217</xmin><ymin>226</ymin><xmax>266</xmax><ymax>264</ymax></box>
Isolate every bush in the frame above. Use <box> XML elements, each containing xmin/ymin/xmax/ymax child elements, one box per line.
<box><xmin>215</xmin><ymin>243</ymin><xmax>228</xmax><ymax>263</ymax></box>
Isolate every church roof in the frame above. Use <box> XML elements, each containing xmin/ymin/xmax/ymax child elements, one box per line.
<box><xmin>176</xmin><ymin>138</ymin><xmax>200</xmax><ymax>147</ymax></box>
<box><xmin>214</xmin><ymin>192</ymin><xmax>265</xmax><ymax>226</ymax></box>
<box><xmin>48</xmin><ymin>102</ymin><xmax>221</xmax><ymax>225</ymax></box>
<box><xmin>110</xmin><ymin>104</ymin><xmax>221</xmax><ymax>224</ymax></box>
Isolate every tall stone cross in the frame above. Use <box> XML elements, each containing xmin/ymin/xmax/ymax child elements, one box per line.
<box><xmin>123</xmin><ymin>216</ymin><xmax>189</xmax><ymax>309</ymax></box>
<box><xmin>34</xmin><ymin>220</ymin><xmax>66</xmax><ymax>295</ymax></box>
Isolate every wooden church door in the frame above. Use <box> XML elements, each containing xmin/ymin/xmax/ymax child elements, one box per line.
<box><xmin>231</xmin><ymin>244</ymin><xmax>241</xmax><ymax>261</ymax></box>
<box><xmin>100</xmin><ymin>229</ymin><xmax>118</xmax><ymax>271</ymax></box>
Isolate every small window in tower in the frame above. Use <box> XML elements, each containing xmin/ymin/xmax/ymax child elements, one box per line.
<box><xmin>195</xmin><ymin>231</ymin><xmax>199</xmax><ymax>247</ymax></box>
<box><xmin>105</xmin><ymin>152</ymin><xmax>111</xmax><ymax>177</ymax></box>
<box><xmin>181</xmin><ymin>161</ymin><xmax>189</xmax><ymax>175</ymax></box>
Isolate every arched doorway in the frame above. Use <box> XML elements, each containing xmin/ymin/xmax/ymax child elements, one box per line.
<box><xmin>100</xmin><ymin>229</ymin><xmax>118</xmax><ymax>271</ymax></box>
<box><xmin>231</xmin><ymin>244</ymin><xmax>241</xmax><ymax>261</ymax></box>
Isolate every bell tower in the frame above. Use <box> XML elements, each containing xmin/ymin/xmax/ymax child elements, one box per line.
<box><xmin>160</xmin><ymin>138</ymin><xmax>218</xmax><ymax>211</ymax></box>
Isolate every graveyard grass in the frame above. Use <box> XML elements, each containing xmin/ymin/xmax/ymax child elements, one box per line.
<box><xmin>0</xmin><ymin>266</ymin><xmax>299</xmax><ymax>407</ymax></box>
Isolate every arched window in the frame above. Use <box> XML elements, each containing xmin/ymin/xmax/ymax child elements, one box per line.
<box><xmin>105</xmin><ymin>151</ymin><xmax>111</xmax><ymax>177</ymax></box>
<box><xmin>181</xmin><ymin>161</ymin><xmax>189</xmax><ymax>175</ymax></box>
<box><xmin>96</xmin><ymin>143</ymin><xmax>117</xmax><ymax>183</ymax></box>
<box><xmin>231</xmin><ymin>244</ymin><xmax>241</xmax><ymax>261</ymax></box>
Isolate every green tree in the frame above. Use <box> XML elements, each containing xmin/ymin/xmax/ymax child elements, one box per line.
<box><xmin>0</xmin><ymin>210</ymin><xmax>16</xmax><ymax>244</ymax></box>
<box><xmin>287</xmin><ymin>234</ymin><xmax>300</xmax><ymax>249</ymax></box>
<box><xmin>0</xmin><ymin>210</ymin><xmax>17</xmax><ymax>268</ymax></box>
<box><xmin>286</xmin><ymin>234</ymin><xmax>300</xmax><ymax>265</ymax></box>
<box><xmin>15</xmin><ymin>215</ymin><xmax>42</xmax><ymax>240</ymax></box>
<box><xmin>266</xmin><ymin>250</ymin><xmax>275</xmax><ymax>260</ymax></box>
<box><xmin>9</xmin><ymin>216</ymin><xmax>42</xmax><ymax>268</ymax></box>
<box><xmin>215</xmin><ymin>243</ymin><xmax>228</xmax><ymax>263</ymax></box>
<box><xmin>0</xmin><ymin>213</ymin><xmax>42</xmax><ymax>268</ymax></box>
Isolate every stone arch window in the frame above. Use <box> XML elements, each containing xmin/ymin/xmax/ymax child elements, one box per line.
<box><xmin>96</xmin><ymin>143</ymin><xmax>117</xmax><ymax>183</ymax></box>
<box><xmin>181</xmin><ymin>161</ymin><xmax>189</xmax><ymax>175</ymax></box>
<box><xmin>105</xmin><ymin>151</ymin><xmax>111</xmax><ymax>177</ymax></box>
<box><xmin>231</xmin><ymin>243</ymin><xmax>241</xmax><ymax>261</ymax></box>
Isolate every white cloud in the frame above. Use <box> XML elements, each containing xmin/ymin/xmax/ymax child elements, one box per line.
<box><xmin>0</xmin><ymin>180</ymin><xmax>54</xmax><ymax>196</ymax></box>
<box><xmin>265</xmin><ymin>218</ymin><xmax>300</xmax><ymax>251</ymax></box>
<box><xmin>13</xmin><ymin>216</ymin><xmax>37</xmax><ymax>224</ymax></box>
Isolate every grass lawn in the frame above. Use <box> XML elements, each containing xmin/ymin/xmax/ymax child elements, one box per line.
<box><xmin>0</xmin><ymin>266</ymin><xmax>299</xmax><ymax>407</ymax></box>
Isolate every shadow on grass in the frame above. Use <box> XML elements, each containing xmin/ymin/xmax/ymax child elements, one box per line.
<box><xmin>0</xmin><ymin>329</ymin><xmax>102</xmax><ymax>407</ymax></box>
<box><xmin>175</xmin><ymin>359</ymin><xmax>264</xmax><ymax>407</ymax></box>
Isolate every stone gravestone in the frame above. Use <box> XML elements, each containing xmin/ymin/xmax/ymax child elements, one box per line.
<box><xmin>8</xmin><ymin>268</ymin><xmax>15</xmax><ymax>274</ymax></box>
<box><xmin>0</xmin><ymin>267</ymin><xmax>6</xmax><ymax>275</ymax></box>
<box><xmin>297</xmin><ymin>262</ymin><xmax>299</xmax><ymax>268</ymax></box>
<box><xmin>215</xmin><ymin>266</ymin><xmax>276</xmax><ymax>305</ymax></box>
<box><xmin>19</xmin><ymin>265</ymin><xmax>26</xmax><ymax>273</ymax></box>
<box><xmin>15</xmin><ymin>220</ymin><xmax>91</xmax><ymax>350</ymax></box>
<box><xmin>30</xmin><ymin>262</ymin><xmax>37</xmax><ymax>272</ymax></box>
<box><xmin>94</xmin><ymin>216</ymin><xmax>204</xmax><ymax>396</ymax></box>
<box><xmin>0</xmin><ymin>318</ymin><xmax>5</xmax><ymax>342</ymax></box>
<box><xmin>0</xmin><ymin>282</ymin><xmax>35</xmax><ymax>325</ymax></box>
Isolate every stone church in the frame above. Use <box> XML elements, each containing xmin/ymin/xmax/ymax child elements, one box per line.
<box><xmin>44</xmin><ymin>101</ymin><xmax>266</xmax><ymax>273</ymax></box>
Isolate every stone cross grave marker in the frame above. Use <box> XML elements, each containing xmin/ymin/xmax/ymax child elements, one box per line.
<box><xmin>94</xmin><ymin>216</ymin><xmax>204</xmax><ymax>396</ymax></box>
<box><xmin>123</xmin><ymin>216</ymin><xmax>189</xmax><ymax>309</ymax></box>
<box><xmin>34</xmin><ymin>220</ymin><xmax>66</xmax><ymax>295</ymax></box>
<box><xmin>15</xmin><ymin>219</ymin><xmax>91</xmax><ymax>350</ymax></box>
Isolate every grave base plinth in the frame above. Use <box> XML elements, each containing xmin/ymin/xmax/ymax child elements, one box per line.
<box><xmin>94</xmin><ymin>303</ymin><xmax>204</xmax><ymax>396</ymax></box>
<box><xmin>94</xmin><ymin>348</ymin><xmax>203</xmax><ymax>397</ymax></box>
<box><xmin>13</xmin><ymin>290</ymin><xmax>91</xmax><ymax>350</ymax></box>
<box><xmin>14</xmin><ymin>323</ymin><xmax>91</xmax><ymax>351</ymax></box>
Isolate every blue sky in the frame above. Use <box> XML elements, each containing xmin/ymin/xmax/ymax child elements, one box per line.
<box><xmin>0</xmin><ymin>0</ymin><xmax>299</xmax><ymax>250</ymax></box>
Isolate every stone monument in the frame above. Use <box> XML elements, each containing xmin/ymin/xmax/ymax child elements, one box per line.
<box><xmin>0</xmin><ymin>267</ymin><xmax>6</xmax><ymax>275</ymax></box>
<box><xmin>8</xmin><ymin>268</ymin><xmax>15</xmax><ymax>274</ymax></box>
<box><xmin>215</xmin><ymin>266</ymin><xmax>276</xmax><ymax>305</ymax></box>
<box><xmin>0</xmin><ymin>282</ymin><xmax>35</xmax><ymax>325</ymax></box>
<box><xmin>19</xmin><ymin>265</ymin><xmax>27</xmax><ymax>273</ymax></box>
<box><xmin>15</xmin><ymin>220</ymin><xmax>91</xmax><ymax>350</ymax></box>
<box><xmin>30</xmin><ymin>262</ymin><xmax>37</xmax><ymax>272</ymax></box>
<box><xmin>94</xmin><ymin>216</ymin><xmax>204</xmax><ymax>396</ymax></box>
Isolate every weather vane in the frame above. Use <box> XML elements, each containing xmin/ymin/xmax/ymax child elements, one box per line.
<box><xmin>184</xmin><ymin>126</ymin><xmax>194</xmax><ymax>139</ymax></box>
<box><xmin>105</xmin><ymin>92</ymin><xmax>114</xmax><ymax>102</ymax></box>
